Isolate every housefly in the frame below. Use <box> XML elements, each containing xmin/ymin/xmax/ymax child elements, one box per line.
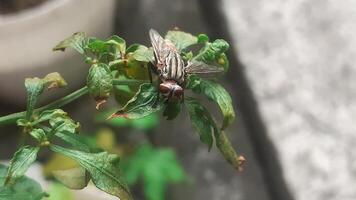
<box><xmin>149</xmin><ymin>29</ymin><xmax>224</xmax><ymax>101</ymax></box>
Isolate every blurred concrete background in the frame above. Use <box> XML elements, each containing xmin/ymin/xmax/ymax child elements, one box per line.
<box><xmin>1</xmin><ymin>0</ymin><xmax>356</xmax><ymax>200</ymax></box>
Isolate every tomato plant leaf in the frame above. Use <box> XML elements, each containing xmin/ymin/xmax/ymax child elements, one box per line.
<box><xmin>50</xmin><ymin>145</ymin><xmax>132</xmax><ymax>200</ymax></box>
<box><xmin>110</xmin><ymin>83</ymin><xmax>163</xmax><ymax>119</ymax></box>
<box><xmin>121</xmin><ymin>144</ymin><xmax>186</xmax><ymax>200</ymax></box>
<box><xmin>53</xmin><ymin>32</ymin><xmax>88</xmax><ymax>54</ymax></box>
<box><xmin>186</xmin><ymin>75</ymin><xmax>235</xmax><ymax>130</ymax></box>
<box><xmin>5</xmin><ymin>146</ymin><xmax>40</xmax><ymax>185</ymax></box>
<box><xmin>25</xmin><ymin>78</ymin><xmax>44</xmax><ymax>120</ymax></box>
<box><xmin>165</xmin><ymin>30</ymin><xmax>197</xmax><ymax>51</ymax></box>
<box><xmin>130</xmin><ymin>45</ymin><xmax>154</xmax><ymax>63</ymax></box>
<box><xmin>184</xmin><ymin>98</ymin><xmax>216</xmax><ymax>149</ymax></box>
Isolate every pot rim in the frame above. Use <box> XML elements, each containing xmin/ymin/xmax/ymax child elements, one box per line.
<box><xmin>0</xmin><ymin>0</ymin><xmax>70</xmax><ymax>26</ymax></box>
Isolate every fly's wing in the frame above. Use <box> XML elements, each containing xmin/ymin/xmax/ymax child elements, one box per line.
<box><xmin>185</xmin><ymin>60</ymin><xmax>224</xmax><ymax>74</ymax></box>
<box><xmin>149</xmin><ymin>29</ymin><xmax>172</xmax><ymax>69</ymax></box>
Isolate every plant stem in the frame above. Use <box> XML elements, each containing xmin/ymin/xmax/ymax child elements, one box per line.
<box><xmin>0</xmin><ymin>86</ymin><xmax>89</xmax><ymax>126</ymax></box>
<box><xmin>0</xmin><ymin>79</ymin><xmax>150</xmax><ymax>126</ymax></box>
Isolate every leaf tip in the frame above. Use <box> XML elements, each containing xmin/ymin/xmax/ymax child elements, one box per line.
<box><xmin>237</xmin><ymin>155</ymin><xmax>246</xmax><ymax>172</ymax></box>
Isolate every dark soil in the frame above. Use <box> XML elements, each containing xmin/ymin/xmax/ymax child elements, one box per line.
<box><xmin>0</xmin><ymin>0</ymin><xmax>48</xmax><ymax>14</ymax></box>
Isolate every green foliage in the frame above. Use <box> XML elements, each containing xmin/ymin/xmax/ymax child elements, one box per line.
<box><xmin>53</xmin><ymin>32</ymin><xmax>88</xmax><ymax>54</ymax></box>
<box><xmin>0</xmin><ymin>164</ymin><xmax>47</xmax><ymax>200</ymax></box>
<box><xmin>0</xmin><ymin>29</ymin><xmax>244</xmax><ymax>200</ymax></box>
<box><xmin>47</xmin><ymin>183</ymin><xmax>74</xmax><ymax>200</ymax></box>
<box><xmin>186</xmin><ymin>75</ymin><xmax>235</xmax><ymax>130</ymax></box>
<box><xmin>165</xmin><ymin>30</ymin><xmax>197</xmax><ymax>50</ymax></box>
<box><xmin>121</xmin><ymin>144</ymin><xmax>186</xmax><ymax>200</ymax></box>
<box><xmin>185</xmin><ymin>98</ymin><xmax>216</xmax><ymax>149</ymax></box>
<box><xmin>87</xmin><ymin>63</ymin><xmax>113</xmax><ymax>108</ymax></box>
<box><xmin>5</xmin><ymin>146</ymin><xmax>40</xmax><ymax>185</ymax></box>
<box><xmin>50</xmin><ymin>145</ymin><xmax>132</xmax><ymax>200</ymax></box>
<box><xmin>111</xmin><ymin>83</ymin><xmax>164</xmax><ymax>119</ymax></box>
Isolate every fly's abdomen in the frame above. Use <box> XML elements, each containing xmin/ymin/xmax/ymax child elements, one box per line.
<box><xmin>163</xmin><ymin>51</ymin><xmax>185</xmax><ymax>84</ymax></box>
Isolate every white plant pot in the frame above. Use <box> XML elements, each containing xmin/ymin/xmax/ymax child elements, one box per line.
<box><xmin>0</xmin><ymin>0</ymin><xmax>117</xmax><ymax>105</ymax></box>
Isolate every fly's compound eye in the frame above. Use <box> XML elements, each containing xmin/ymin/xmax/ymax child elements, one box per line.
<box><xmin>159</xmin><ymin>84</ymin><xmax>172</xmax><ymax>96</ymax></box>
<box><xmin>173</xmin><ymin>87</ymin><xmax>184</xmax><ymax>99</ymax></box>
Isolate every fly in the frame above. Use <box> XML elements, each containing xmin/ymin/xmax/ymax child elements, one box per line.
<box><xmin>149</xmin><ymin>29</ymin><xmax>224</xmax><ymax>101</ymax></box>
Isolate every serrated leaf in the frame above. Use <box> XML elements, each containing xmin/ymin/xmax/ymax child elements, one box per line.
<box><xmin>184</xmin><ymin>98</ymin><xmax>217</xmax><ymax>149</ymax></box>
<box><xmin>50</xmin><ymin>145</ymin><xmax>132</xmax><ymax>200</ymax></box>
<box><xmin>87</xmin><ymin>63</ymin><xmax>113</xmax><ymax>109</ymax></box>
<box><xmin>186</xmin><ymin>75</ymin><xmax>235</xmax><ymax>130</ymax></box>
<box><xmin>5</xmin><ymin>146</ymin><xmax>40</xmax><ymax>185</ymax></box>
<box><xmin>121</xmin><ymin>144</ymin><xmax>185</xmax><ymax>200</ymax></box>
<box><xmin>0</xmin><ymin>164</ymin><xmax>47</xmax><ymax>200</ymax></box>
<box><xmin>52</xmin><ymin>167</ymin><xmax>90</xmax><ymax>190</ymax></box>
<box><xmin>110</xmin><ymin>83</ymin><xmax>164</xmax><ymax>119</ymax></box>
<box><xmin>215</xmin><ymin>131</ymin><xmax>245</xmax><ymax>171</ymax></box>
<box><xmin>165</xmin><ymin>30</ymin><xmax>198</xmax><ymax>51</ymax></box>
<box><xmin>53</xmin><ymin>32</ymin><xmax>88</xmax><ymax>54</ymax></box>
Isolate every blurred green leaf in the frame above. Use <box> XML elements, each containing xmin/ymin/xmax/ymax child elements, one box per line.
<box><xmin>87</xmin><ymin>63</ymin><xmax>113</xmax><ymax>109</ymax></box>
<box><xmin>110</xmin><ymin>83</ymin><xmax>163</xmax><ymax>119</ymax></box>
<box><xmin>0</xmin><ymin>164</ymin><xmax>47</xmax><ymax>200</ymax></box>
<box><xmin>186</xmin><ymin>75</ymin><xmax>235</xmax><ymax>130</ymax></box>
<box><xmin>163</xmin><ymin>102</ymin><xmax>182</xmax><ymax>120</ymax></box>
<box><xmin>52</xmin><ymin>167</ymin><xmax>90</xmax><ymax>190</ymax></box>
<box><xmin>121</xmin><ymin>144</ymin><xmax>186</xmax><ymax>200</ymax></box>
<box><xmin>5</xmin><ymin>146</ymin><xmax>40</xmax><ymax>185</ymax></box>
<box><xmin>47</xmin><ymin>183</ymin><xmax>74</xmax><ymax>200</ymax></box>
<box><xmin>197</xmin><ymin>34</ymin><xmax>209</xmax><ymax>43</ymax></box>
<box><xmin>165</xmin><ymin>30</ymin><xmax>197</xmax><ymax>51</ymax></box>
<box><xmin>50</xmin><ymin>145</ymin><xmax>132</xmax><ymax>200</ymax></box>
<box><xmin>53</xmin><ymin>32</ymin><xmax>88</xmax><ymax>54</ymax></box>
<box><xmin>184</xmin><ymin>98</ymin><xmax>216</xmax><ymax>149</ymax></box>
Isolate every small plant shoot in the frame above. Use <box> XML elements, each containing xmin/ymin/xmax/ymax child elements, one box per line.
<box><xmin>0</xmin><ymin>28</ymin><xmax>245</xmax><ymax>200</ymax></box>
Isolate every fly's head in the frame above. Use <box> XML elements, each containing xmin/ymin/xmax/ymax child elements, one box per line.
<box><xmin>159</xmin><ymin>80</ymin><xmax>184</xmax><ymax>102</ymax></box>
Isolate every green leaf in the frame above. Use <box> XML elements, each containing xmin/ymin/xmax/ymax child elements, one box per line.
<box><xmin>47</xmin><ymin>183</ymin><xmax>74</xmax><ymax>200</ymax></box>
<box><xmin>25</xmin><ymin>78</ymin><xmax>44</xmax><ymax>120</ymax></box>
<box><xmin>193</xmin><ymin>39</ymin><xmax>230</xmax><ymax>72</ymax></box>
<box><xmin>110</xmin><ymin>83</ymin><xmax>164</xmax><ymax>119</ymax></box>
<box><xmin>87</xmin><ymin>63</ymin><xmax>113</xmax><ymax>109</ymax></box>
<box><xmin>52</xmin><ymin>167</ymin><xmax>90</xmax><ymax>190</ymax></box>
<box><xmin>121</xmin><ymin>144</ymin><xmax>186</xmax><ymax>200</ymax></box>
<box><xmin>106</xmin><ymin>35</ymin><xmax>126</xmax><ymax>56</ymax></box>
<box><xmin>165</xmin><ymin>30</ymin><xmax>198</xmax><ymax>51</ymax></box>
<box><xmin>29</xmin><ymin>129</ymin><xmax>47</xmax><ymax>143</ymax></box>
<box><xmin>96</xmin><ymin>110</ymin><xmax>159</xmax><ymax>130</ymax></box>
<box><xmin>0</xmin><ymin>164</ymin><xmax>47</xmax><ymax>200</ymax></box>
<box><xmin>197</xmin><ymin>34</ymin><xmax>209</xmax><ymax>43</ymax></box>
<box><xmin>50</xmin><ymin>145</ymin><xmax>132</xmax><ymax>200</ymax></box>
<box><xmin>186</xmin><ymin>75</ymin><xmax>235</xmax><ymax>130</ymax></box>
<box><xmin>215</xmin><ymin>131</ymin><xmax>245</xmax><ymax>171</ymax></box>
<box><xmin>130</xmin><ymin>45</ymin><xmax>154</xmax><ymax>63</ymax></box>
<box><xmin>184</xmin><ymin>98</ymin><xmax>217</xmax><ymax>149</ymax></box>
<box><xmin>5</xmin><ymin>146</ymin><xmax>40</xmax><ymax>185</ymax></box>
<box><xmin>25</xmin><ymin>73</ymin><xmax>67</xmax><ymax>120</ymax></box>
<box><xmin>163</xmin><ymin>102</ymin><xmax>182</xmax><ymax>120</ymax></box>
<box><xmin>53</xmin><ymin>32</ymin><xmax>88</xmax><ymax>54</ymax></box>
